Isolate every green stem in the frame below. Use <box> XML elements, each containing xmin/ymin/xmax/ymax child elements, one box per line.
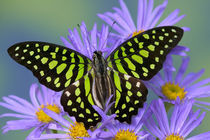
<box><xmin>164</xmin><ymin>102</ymin><xmax>173</xmax><ymax>113</ymax></box>
<box><xmin>51</xmin><ymin>130</ymin><xmax>59</xmax><ymax>140</ymax></box>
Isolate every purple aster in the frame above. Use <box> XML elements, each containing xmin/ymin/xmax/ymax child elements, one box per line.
<box><xmin>61</xmin><ymin>21</ymin><xmax>121</xmax><ymax>59</ymax></box>
<box><xmin>29</xmin><ymin>109</ymin><xmax>93</xmax><ymax>140</ymax></box>
<box><xmin>98</xmin><ymin>0</ymin><xmax>190</xmax><ymax>71</ymax></box>
<box><xmin>144</xmin><ymin>99</ymin><xmax>210</xmax><ymax>140</ymax></box>
<box><xmin>32</xmin><ymin>94</ymin><xmax>115</xmax><ymax>140</ymax></box>
<box><xmin>98</xmin><ymin>0</ymin><xmax>189</xmax><ymax>40</ymax></box>
<box><xmin>91</xmin><ymin>104</ymin><xmax>154</xmax><ymax>140</ymax></box>
<box><xmin>0</xmin><ymin>83</ymin><xmax>63</xmax><ymax>139</ymax></box>
<box><xmin>146</xmin><ymin>56</ymin><xmax>210</xmax><ymax>110</ymax></box>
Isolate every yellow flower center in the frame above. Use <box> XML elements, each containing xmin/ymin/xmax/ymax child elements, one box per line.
<box><xmin>162</xmin><ymin>82</ymin><xmax>187</xmax><ymax>101</ymax></box>
<box><xmin>132</xmin><ymin>30</ymin><xmax>144</xmax><ymax>37</ymax></box>
<box><xmin>36</xmin><ymin>104</ymin><xmax>61</xmax><ymax>123</ymax></box>
<box><xmin>68</xmin><ymin>122</ymin><xmax>90</xmax><ymax>140</ymax></box>
<box><xmin>165</xmin><ymin>133</ymin><xmax>184</xmax><ymax>140</ymax></box>
<box><xmin>113</xmin><ymin>129</ymin><xmax>137</xmax><ymax>140</ymax></box>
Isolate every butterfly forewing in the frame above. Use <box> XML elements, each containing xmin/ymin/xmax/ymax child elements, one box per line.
<box><xmin>61</xmin><ymin>71</ymin><xmax>102</xmax><ymax>129</ymax></box>
<box><xmin>8</xmin><ymin>42</ymin><xmax>92</xmax><ymax>91</ymax></box>
<box><xmin>107</xmin><ymin>26</ymin><xmax>183</xmax><ymax>80</ymax></box>
<box><xmin>110</xmin><ymin>70</ymin><xmax>148</xmax><ymax>123</ymax></box>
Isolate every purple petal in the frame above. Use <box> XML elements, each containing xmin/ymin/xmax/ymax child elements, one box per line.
<box><xmin>187</xmin><ymin>78</ymin><xmax>210</xmax><ymax>92</ymax></box>
<box><xmin>0</xmin><ymin>113</ymin><xmax>34</xmax><ymax>119</ymax></box>
<box><xmin>47</xmin><ymin>122</ymin><xmax>68</xmax><ymax>132</ymax></box>
<box><xmin>182</xmin><ymin>27</ymin><xmax>191</xmax><ymax>31</ymax></box>
<box><xmin>0</xmin><ymin>96</ymin><xmax>34</xmax><ymax>115</ymax></box>
<box><xmin>43</xmin><ymin>108</ymin><xmax>70</xmax><ymax>128</ymax></box>
<box><xmin>60</xmin><ymin>36</ymin><xmax>73</xmax><ymax>49</ymax></box>
<box><xmin>169</xmin><ymin>15</ymin><xmax>186</xmax><ymax>25</ymax></box>
<box><xmin>170</xmin><ymin>46</ymin><xmax>190</xmax><ymax>56</ymax></box>
<box><xmin>119</xmin><ymin>0</ymin><xmax>136</xmax><ymax>31</ymax></box>
<box><xmin>159</xmin><ymin>9</ymin><xmax>180</xmax><ymax>26</ymax></box>
<box><xmin>182</xmin><ymin>112</ymin><xmax>206</xmax><ymax>137</ymax></box>
<box><xmin>67</xmin><ymin>28</ymin><xmax>80</xmax><ymax>51</ymax></box>
<box><xmin>91</xmin><ymin>23</ymin><xmax>97</xmax><ymax>51</ymax></box>
<box><xmin>98</xmin><ymin>13</ymin><xmax>125</xmax><ymax>35</ymax></box>
<box><xmin>26</xmin><ymin>125</ymin><xmax>49</xmax><ymax>140</ymax></box>
<box><xmin>30</xmin><ymin>83</ymin><xmax>41</xmax><ymax>108</ymax></box>
<box><xmin>195</xmin><ymin>100</ymin><xmax>210</xmax><ymax>106</ymax></box>
<box><xmin>181</xmin><ymin>69</ymin><xmax>204</xmax><ymax>88</ymax></box>
<box><xmin>107</xmin><ymin>12</ymin><xmax>132</xmax><ymax>33</ymax></box>
<box><xmin>175</xmin><ymin>57</ymin><xmax>190</xmax><ymax>84</ymax></box>
<box><xmin>149</xmin><ymin>0</ymin><xmax>168</xmax><ymax>28</ymax></box>
<box><xmin>187</xmin><ymin>132</ymin><xmax>210</xmax><ymax>140</ymax></box>
<box><xmin>194</xmin><ymin>103</ymin><xmax>210</xmax><ymax>111</ymax></box>
<box><xmin>137</xmin><ymin>0</ymin><xmax>144</xmax><ymax>30</ymax></box>
<box><xmin>142</xmin><ymin>0</ymin><xmax>148</xmax><ymax>30</ymax></box>
<box><xmin>9</xmin><ymin>95</ymin><xmax>35</xmax><ymax>111</ymax></box>
<box><xmin>174</xmin><ymin>101</ymin><xmax>192</xmax><ymax>134</ymax></box>
<box><xmin>150</xmin><ymin>100</ymin><xmax>169</xmax><ymax>135</ymax></box>
<box><xmin>188</xmin><ymin>86</ymin><xmax>210</xmax><ymax>99</ymax></box>
<box><xmin>170</xmin><ymin>101</ymin><xmax>179</xmax><ymax>132</ymax></box>
<box><xmin>32</xmin><ymin>134</ymin><xmax>69</xmax><ymax>139</ymax></box>
<box><xmin>144</xmin><ymin>0</ymin><xmax>154</xmax><ymax>29</ymax></box>
<box><xmin>179</xmin><ymin>109</ymin><xmax>201</xmax><ymax>136</ymax></box>
<box><xmin>2</xmin><ymin>119</ymin><xmax>40</xmax><ymax>133</ymax></box>
<box><xmin>144</xmin><ymin>115</ymin><xmax>164</xmax><ymax>138</ymax></box>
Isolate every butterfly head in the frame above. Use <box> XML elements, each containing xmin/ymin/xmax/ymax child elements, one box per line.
<box><xmin>92</xmin><ymin>51</ymin><xmax>107</xmax><ymax>76</ymax></box>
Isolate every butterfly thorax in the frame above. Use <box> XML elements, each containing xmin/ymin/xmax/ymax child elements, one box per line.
<box><xmin>92</xmin><ymin>51</ymin><xmax>113</xmax><ymax>110</ymax></box>
<box><xmin>92</xmin><ymin>51</ymin><xmax>107</xmax><ymax>76</ymax></box>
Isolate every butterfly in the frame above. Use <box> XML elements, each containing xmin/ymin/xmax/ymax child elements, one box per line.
<box><xmin>8</xmin><ymin>26</ymin><xmax>183</xmax><ymax>129</ymax></box>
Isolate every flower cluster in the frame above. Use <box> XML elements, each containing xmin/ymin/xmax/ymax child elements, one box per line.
<box><xmin>1</xmin><ymin>0</ymin><xmax>210</xmax><ymax>140</ymax></box>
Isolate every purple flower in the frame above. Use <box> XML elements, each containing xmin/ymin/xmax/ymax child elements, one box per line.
<box><xmin>0</xmin><ymin>83</ymin><xmax>63</xmax><ymax>139</ymax></box>
<box><xmin>144</xmin><ymin>99</ymin><xmax>210</xmax><ymax>140</ymax></box>
<box><xmin>98</xmin><ymin>0</ymin><xmax>189</xmax><ymax>40</ymax></box>
<box><xmin>98</xmin><ymin>0</ymin><xmax>190</xmax><ymax>71</ymax></box>
<box><xmin>146</xmin><ymin>56</ymin><xmax>210</xmax><ymax>110</ymax></box>
<box><xmin>31</xmin><ymin>108</ymin><xmax>95</xmax><ymax>140</ymax></box>
<box><xmin>32</xmin><ymin>94</ymin><xmax>116</xmax><ymax>140</ymax></box>
<box><xmin>91</xmin><ymin>104</ymin><xmax>154</xmax><ymax>140</ymax></box>
<box><xmin>61</xmin><ymin>22</ymin><xmax>121</xmax><ymax>59</ymax></box>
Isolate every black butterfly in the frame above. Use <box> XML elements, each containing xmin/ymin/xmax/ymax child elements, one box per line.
<box><xmin>8</xmin><ymin>26</ymin><xmax>183</xmax><ymax>129</ymax></box>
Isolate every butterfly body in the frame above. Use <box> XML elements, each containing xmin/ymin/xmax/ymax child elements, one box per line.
<box><xmin>8</xmin><ymin>26</ymin><xmax>184</xmax><ymax>129</ymax></box>
<box><xmin>91</xmin><ymin>51</ymin><xmax>113</xmax><ymax>110</ymax></box>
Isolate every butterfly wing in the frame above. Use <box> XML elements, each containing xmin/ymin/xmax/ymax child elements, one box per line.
<box><xmin>61</xmin><ymin>71</ymin><xmax>102</xmax><ymax>129</ymax></box>
<box><xmin>106</xmin><ymin>26</ymin><xmax>183</xmax><ymax>80</ymax></box>
<box><xmin>8</xmin><ymin>41</ymin><xmax>92</xmax><ymax>91</ymax></box>
<box><xmin>110</xmin><ymin>69</ymin><xmax>148</xmax><ymax>123</ymax></box>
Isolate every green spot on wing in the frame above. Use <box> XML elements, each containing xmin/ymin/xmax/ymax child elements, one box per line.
<box><xmin>125</xmin><ymin>81</ymin><xmax>132</xmax><ymax>90</ymax></box>
<box><xmin>114</xmin><ymin>72</ymin><xmax>122</xmax><ymax>92</ymax></box>
<box><xmin>49</xmin><ymin>60</ymin><xmax>58</xmax><ymax>69</ymax></box>
<box><xmin>139</xmin><ymin>50</ymin><xmax>149</xmax><ymax>58</ymax></box>
<box><xmin>41</xmin><ymin>57</ymin><xmax>48</xmax><ymax>64</ymax></box>
<box><xmin>115</xmin><ymin>90</ymin><xmax>121</xmax><ymax>108</ymax></box>
<box><xmin>57</xmin><ymin>63</ymin><xmax>67</xmax><ymax>74</ymax></box>
<box><xmin>43</xmin><ymin>45</ymin><xmax>49</xmax><ymax>51</ymax></box>
<box><xmin>88</xmin><ymin>94</ymin><xmax>94</xmax><ymax>105</ymax></box>
<box><xmin>85</xmin><ymin>76</ymin><xmax>90</xmax><ymax>96</ymax></box>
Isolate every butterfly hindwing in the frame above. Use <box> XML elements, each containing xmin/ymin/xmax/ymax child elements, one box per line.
<box><xmin>61</xmin><ymin>71</ymin><xmax>102</xmax><ymax>129</ymax></box>
<box><xmin>107</xmin><ymin>26</ymin><xmax>183</xmax><ymax>80</ymax></box>
<box><xmin>8</xmin><ymin>41</ymin><xmax>92</xmax><ymax>91</ymax></box>
<box><xmin>110</xmin><ymin>70</ymin><xmax>148</xmax><ymax>123</ymax></box>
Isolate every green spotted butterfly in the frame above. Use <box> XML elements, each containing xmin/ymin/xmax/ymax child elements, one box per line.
<box><xmin>8</xmin><ymin>26</ymin><xmax>183</xmax><ymax>129</ymax></box>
